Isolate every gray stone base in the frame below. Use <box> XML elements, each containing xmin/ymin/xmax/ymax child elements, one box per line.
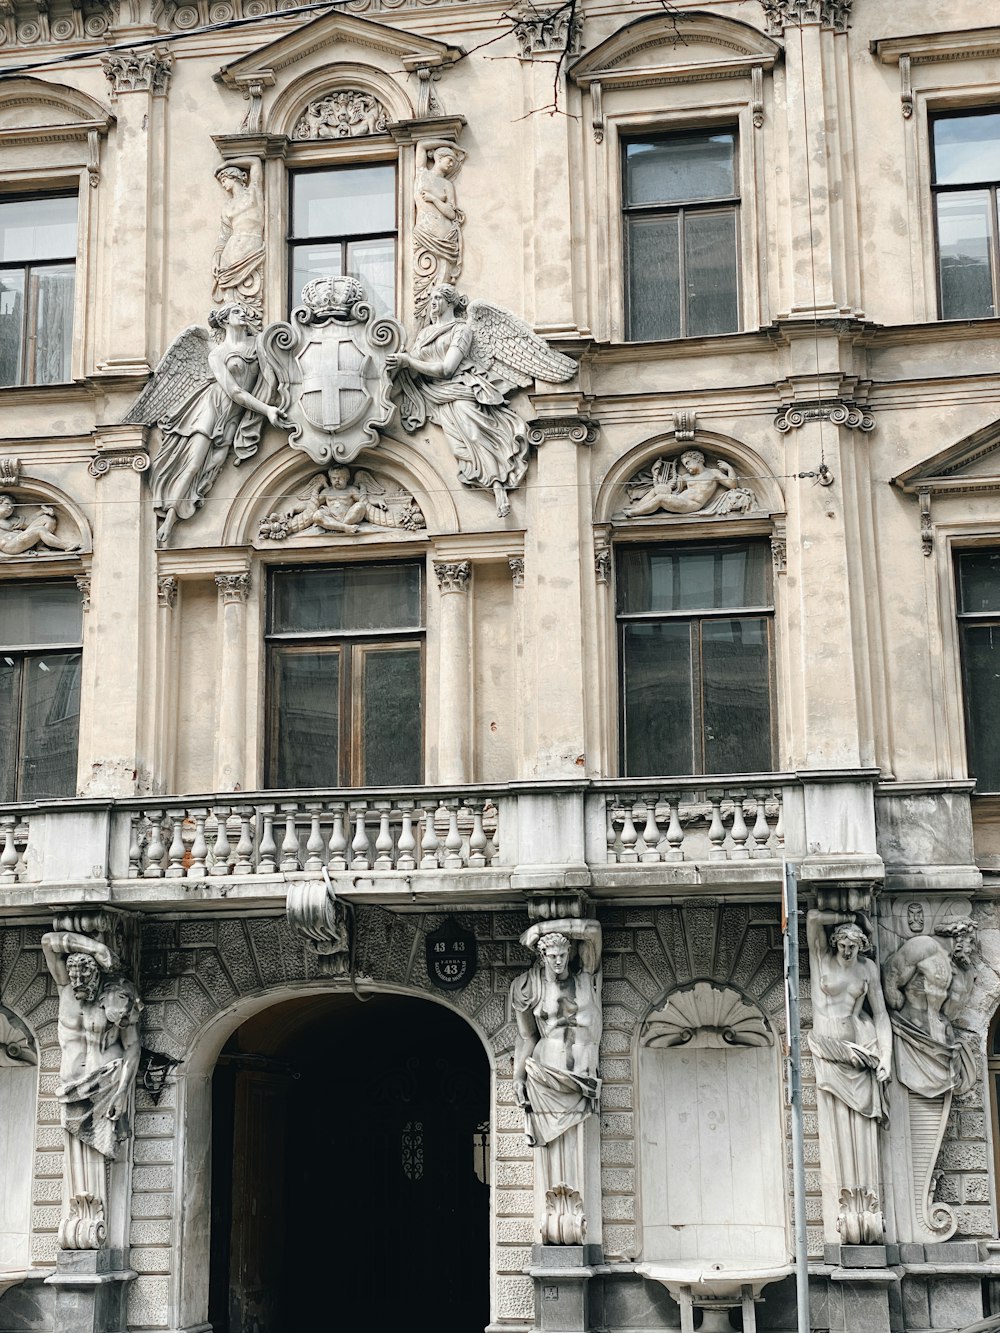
<box><xmin>42</xmin><ymin>1252</ymin><xmax>134</xmax><ymax>1333</ymax></box>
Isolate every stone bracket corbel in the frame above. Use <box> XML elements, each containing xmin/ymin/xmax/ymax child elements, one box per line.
<box><xmin>286</xmin><ymin>869</ymin><xmax>353</xmax><ymax>977</ymax></box>
<box><xmin>899</xmin><ymin>53</ymin><xmax>913</xmax><ymax>119</ymax></box>
<box><xmin>752</xmin><ymin>65</ymin><xmax>764</xmax><ymax>128</ymax></box>
<box><xmin>590</xmin><ymin>80</ymin><xmax>603</xmax><ymax>144</ymax></box>
<box><xmin>388</xmin><ymin>114</ymin><xmax>466</xmax><ymax>147</ymax></box>
<box><xmin>918</xmin><ymin>486</ymin><xmax>932</xmax><ymax>556</ymax></box>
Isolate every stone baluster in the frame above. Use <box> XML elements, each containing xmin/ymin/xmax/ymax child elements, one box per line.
<box><xmin>128</xmin><ymin>816</ymin><xmax>143</xmax><ymax>877</ymax></box>
<box><xmin>775</xmin><ymin>797</ymin><xmax>785</xmax><ymax>850</ymax></box>
<box><xmin>606</xmin><ymin>802</ymin><xmax>618</xmax><ymax>863</ymax></box>
<box><xmin>233</xmin><ymin>808</ymin><xmax>254</xmax><ymax>874</ymax></box>
<box><xmin>397</xmin><ymin>803</ymin><xmax>416</xmax><ymax>872</ymax></box>
<box><xmin>444</xmin><ymin>801</ymin><xmax>463</xmax><ymax>869</ymax></box>
<box><xmin>280</xmin><ymin>806</ymin><xmax>300</xmax><ymax>872</ymax></box>
<box><xmin>305</xmin><ymin>804</ymin><xmax>325</xmax><ymax>872</ymax></box>
<box><xmin>0</xmin><ymin>819</ymin><xmax>18</xmax><ymax>882</ymax></box>
<box><xmin>258</xmin><ymin>810</ymin><xmax>277</xmax><ymax>874</ymax></box>
<box><xmin>165</xmin><ymin>813</ymin><xmax>186</xmax><ymax>878</ymax></box>
<box><xmin>351</xmin><ymin>803</ymin><xmax>371</xmax><ymax>870</ymax></box>
<box><xmin>188</xmin><ymin>811</ymin><xmax>209</xmax><ymax>879</ymax></box>
<box><xmin>619</xmin><ymin>804</ymin><xmax>639</xmax><ymax>862</ymax></box>
<box><xmin>209</xmin><ymin>810</ymin><xmax>232</xmax><ymax>876</ymax></box>
<box><xmin>751</xmin><ymin>797</ymin><xmax>771</xmax><ymax>858</ymax></box>
<box><xmin>485</xmin><ymin>804</ymin><xmax>499</xmax><ymax>865</ymax></box>
<box><xmin>468</xmin><ymin>803</ymin><xmax>487</xmax><ymax>868</ymax></box>
<box><xmin>707</xmin><ymin>796</ymin><xmax>727</xmax><ymax>860</ymax></box>
<box><xmin>420</xmin><ymin>802</ymin><xmax>441</xmax><ymax>869</ymax></box>
<box><xmin>145</xmin><ymin>812</ymin><xmax>166</xmax><ymax>878</ymax></box>
<box><xmin>665</xmin><ymin>800</ymin><xmax>684</xmax><ymax>861</ymax></box>
<box><xmin>729</xmin><ymin>794</ymin><xmax>750</xmax><ymax>860</ymax></box>
<box><xmin>328</xmin><ymin>805</ymin><xmax>348</xmax><ymax>871</ymax></box>
<box><xmin>640</xmin><ymin>802</ymin><xmax>660</xmax><ymax>863</ymax></box>
<box><xmin>374</xmin><ymin>803</ymin><xmax>394</xmax><ymax>870</ymax></box>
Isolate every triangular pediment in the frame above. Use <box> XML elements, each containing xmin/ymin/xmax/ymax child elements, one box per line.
<box><xmin>892</xmin><ymin>420</ymin><xmax>1000</xmax><ymax>495</ymax></box>
<box><xmin>216</xmin><ymin>11</ymin><xmax>462</xmax><ymax>87</ymax></box>
<box><xmin>570</xmin><ymin>10</ymin><xmax>781</xmax><ymax>88</ymax></box>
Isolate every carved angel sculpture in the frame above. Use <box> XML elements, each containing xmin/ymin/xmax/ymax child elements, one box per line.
<box><xmin>125</xmin><ymin>304</ymin><xmax>283</xmax><ymax>546</ymax></box>
<box><xmin>259</xmin><ymin>464</ymin><xmax>425</xmax><ymax>540</ymax></box>
<box><xmin>388</xmin><ymin>284</ymin><xmax>577</xmax><ymax>518</ymax></box>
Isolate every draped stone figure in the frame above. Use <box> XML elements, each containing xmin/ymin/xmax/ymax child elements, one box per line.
<box><xmin>806</xmin><ymin>909</ymin><xmax>892</xmax><ymax>1244</ymax></box>
<box><xmin>41</xmin><ymin>930</ymin><xmax>143</xmax><ymax>1249</ymax></box>
<box><xmin>212</xmin><ymin>158</ymin><xmax>265</xmax><ymax>312</ymax></box>
<box><xmin>413</xmin><ymin>139</ymin><xmax>466</xmax><ymax>326</ymax></box>
<box><xmin>511</xmin><ymin>917</ymin><xmax>602</xmax><ymax>1245</ymax></box>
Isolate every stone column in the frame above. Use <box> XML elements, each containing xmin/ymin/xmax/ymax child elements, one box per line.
<box><xmin>78</xmin><ymin>426</ymin><xmax>154</xmax><ymax>796</ymax></box>
<box><xmin>214</xmin><ymin>572</ymin><xmax>251</xmax><ymax>792</ymax></box>
<box><xmin>433</xmin><ymin>560</ymin><xmax>471</xmax><ymax>784</ymax></box>
<box><xmin>96</xmin><ymin>49</ymin><xmax>172</xmax><ymax>374</ymax></box>
<box><xmin>153</xmin><ymin>577</ymin><xmax>179</xmax><ymax>793</ymax></box>
<box><xmin>522</xmin><ymin>417</ymin><xmax>596</xmax><ymax>778</ymax></box>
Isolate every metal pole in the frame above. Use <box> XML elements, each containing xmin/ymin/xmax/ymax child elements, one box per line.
<box><xmin>783</xmin><ymin>860</ymin><xmax>811</xmax><ymax>1333</ymax></box>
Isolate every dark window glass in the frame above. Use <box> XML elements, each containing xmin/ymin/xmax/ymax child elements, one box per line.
<box><xmin>289</xmin><ymin>165</ymin><xmax>396</xmax><ymax>315</ymax></box>
<box><xmin>0</xmin><ymin>195</ymin><xmax>76</xmax><ymax>387</ymax></box>
<box><xmin>617</xmin><ymin>543</ymin><xmax>774</xmax><ymax>777</ymax></box>
<box><xmin>932</xmin><ymin>112</ymin><xmax>1000</xmax><ymax>320</ymax></box>
<box><xmin>267</xmin><ymin>563</ymin><xmax>423</xmax><ymax>787</ymax></box>
<box><xmin>957</xmin><ymin>549</ymin><xmax>1000</xmax><ymax>791</ymax></box>
<box><xmin>0</xmin><ymin>581</ymin><xmax>82</xmax><ymax>800</ymax></box>
<box><xmin>623</xmin><ymin>130</ymin><xmax>739</xmax><ymax>341</ymax></box>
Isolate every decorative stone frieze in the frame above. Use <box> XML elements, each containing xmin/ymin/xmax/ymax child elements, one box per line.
<box><xmin>434</xmin><ymin>560</ymin><xmax>470</xmax><ymax>593</ymax></box>
<box><xmin>294</xmin><ymin>90</ymin><xmax>388</xmax><ymax>139</ymax></box>
<box><xmin>0</xmin><ymin>494</ymin><xmax>81</xmax><ymax>558</ymax></box>
<box><xmin>215</xmin><ymin>572</ymin><xmax>251</xmax><ymax>603</ymax></box>
<box><xmin>774</xmin><ymin>399</ymin><xmax>875</xmax><ymax>433</ymax></box>
<box><xmin>526</xmin><ymin>417</ymin><xmax>597</xmax><ymax>447</ymax></box>
<box><xmin>514</xmin><ymin>4</ymin><xmax>583</xmax><ymax>57</ymax></box>
<box><xmin>618</xmin><ymin>450</ymin><xmax>759</xmax><ymax>520</ymax></box>
<box><xmin>156</xmin><ymin>575</ymin><xmax>178</xmax><ymax>609</ymax></box>
<box><xmin>259</xmin><ymin>465</ymin><xmax>425</xmax><ymax>541</ymax></box>
<box><xmin>761</xmin><ymin>0</ymin><xmax>851</xmax><ymax>34</ymax></box>
<box><xmin>101</xmin><ymin>49</ymin><xmax>173</xmax><ymax>98</ymax></box>
<box><xmin>508</xmin><ymin>555</ymin><xmax>525</xmax><ymax>587</ymax></box>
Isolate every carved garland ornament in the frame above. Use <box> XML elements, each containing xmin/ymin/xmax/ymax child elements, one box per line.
<box><xmin>293</xmin><ymin>89</ymin><xmax>389</xmax><ymax>140</ymax></box>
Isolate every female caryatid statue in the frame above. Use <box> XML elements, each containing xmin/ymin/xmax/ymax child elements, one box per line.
<box><xmin>212</xmin><ymin>158</ymin><xmax>265</xmax><ymax>312</ymax></box>
<box><xmin>388</xmin><ymin>284</ymin><xmax>576</xmax><ymax>519</ymax></box>
<box><xmin>806</xmin><ymin>909</ymin><xmax>892</xmax><ymax>1245</ymax></box>
<box><xmin>511</xmin><ymin>917</ymin><xmax>602</xmax><ymax>1245</ymax></box>
<box><xmin>413</xmin><ymin>139</ymin><xmax>466</xmax><ymax>325</ymax></box>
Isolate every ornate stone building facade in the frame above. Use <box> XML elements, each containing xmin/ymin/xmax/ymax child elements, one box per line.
<box><xmin>1</xmin><ymin>1</ymin><xmax>1000</xmax><ymax>1331</ymax></box>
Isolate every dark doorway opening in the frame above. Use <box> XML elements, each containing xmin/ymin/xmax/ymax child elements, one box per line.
<box><xmin>208</xmin><ymin>993</ymin><xmax>491</xmax><ymax>1333</ymax></box>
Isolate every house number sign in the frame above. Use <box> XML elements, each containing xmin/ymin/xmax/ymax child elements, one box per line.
<box><xmin>426</xmin><ymin>917</ymin><xmax>477</xmax><ymax>991</ymax></box>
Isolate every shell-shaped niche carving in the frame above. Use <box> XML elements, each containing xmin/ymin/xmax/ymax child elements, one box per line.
<box><xmin>257</xmin><ymin>463</ymin><xmax>426</xmax><ymax>545</ymax></box>
<box><xmin>616</xmin><ymin>447</ymin><xmax>762</xmax><ymax>521</ymax></box>
<box><xmin>292</xmin><ymin>89</ymin><xmax>389</xmax><ymax>140</ymax></box>
<box><xmin>642</xmin><ymin>981</ymin><xmax>773</xmax><ymax>1049</ymax></box>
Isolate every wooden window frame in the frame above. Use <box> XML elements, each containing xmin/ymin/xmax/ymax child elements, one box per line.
<box><xmin>0</xmin><ymin>190</ymin><xmax>77</xmax><ymax>388</ymax></box>
<box><xmin>930</xmin><ymin>107</ymin><xmax>1000</xmax><ymax>321</ymax></box>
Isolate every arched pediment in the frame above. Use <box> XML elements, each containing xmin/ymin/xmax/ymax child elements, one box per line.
<box><xmin>570</xmin><ymin>11</ymin><xmax>781</xmax><ymax>90</ymax></box>
<box><xmin>0</xmin><ymin>465</ymin><xmax>92</xmax><ymax>560</ymax></box>
<box><xmin>0</xmin><ymin>76</ymin><xmax>112</xmax><ymax>132</ymax></box>
<box><xmin>269</xmin><ymin>61</ymin><xmax>412</xmax><ymax>139</ymax></box>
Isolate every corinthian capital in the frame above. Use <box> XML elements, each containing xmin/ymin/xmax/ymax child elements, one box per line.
<box><xmin>102</xmin><ymin>48</ymin><xmax>173</xmax><ymax>98</ymax></box>
<box><xmin>761</xmin><ymin>0</ymin><xmax>851</xmax><ymax>33</ymax></box>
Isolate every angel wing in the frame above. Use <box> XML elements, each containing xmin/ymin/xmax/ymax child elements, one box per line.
<box><xmin>123</xmin><ymin>325</ymin><xmax>213</xmax><ymax>426</ymax></box>
<box><xmin>467</xmin><ymin>301</ymin><xmax>577</xmax><ymax>389</ymax></box>
<box><xmin>353</xmin><ymin>469</ymin><xmax>413</xmax><ymax>505</ymax></box>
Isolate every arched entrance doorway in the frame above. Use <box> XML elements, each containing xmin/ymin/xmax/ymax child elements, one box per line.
<box><xmin>207</xmin><ymin>992</ymin><xmax>491</xmax><ymax>1333</ymax></box>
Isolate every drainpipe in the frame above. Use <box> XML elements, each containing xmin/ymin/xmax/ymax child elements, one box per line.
<box><xmin>783</xmin><ymin>861</ymin><xmax>810</xmax><ymax>1333</ymax></box>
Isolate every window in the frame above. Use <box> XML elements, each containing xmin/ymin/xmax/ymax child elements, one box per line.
<box><xmin>289</xmin><ymin>164</ymin><xmax>396</xmax><ymax>316</ymax></box>
<box><xmin>956</xmin><ymin>548</ymin><xmax>1000</xmax><ymax>790</ymax></box>
<box><xmin>0</xmin><ymin>581</ymin><xmax>82</xmax><ymax>799</ymax></box>
<box><xmin>617</xmin><ymin>541</ymin><xmax>774</xmax><ymax>777</ymax></box>
<box><xmin>266</xmin><ymin>562</ymin><xmax>423</xmax><ymax>788</ymax></box>
<box><xmin>622</xmin><ymin>129</ymin><xmax>739</xmax><ymax>341</ymax></box>
<box><xmin>0</xmin><ymin>194</ymin><xmax>76</xmax><ymax>387</ymax></box>
<box><xmin>932</xmin><ymin>110</ymin><xmax>1000</xmax><ymax>320</ymax></box>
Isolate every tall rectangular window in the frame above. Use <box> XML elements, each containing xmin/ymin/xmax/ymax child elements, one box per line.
<box><xmin>0</xmin><ymin>194</ymin><xmax>77</xmax><ymax>387</ymax></box>
<box><xmin>617</xmin><ymin>542</ymin><xmax>774</xmax><ymax>777</ymax></box>
<box><xmin>623</xmin><ymin>129</ymin><xmax>739</xmax><ymax>342</ymax></box>
<box><xmin>288</xmin><ymin>164</ymin><xmax>396</xmax><ymax>316</ymax></box>
<box><xmin>932</xmin><ymin>110</ymin><xmax>1000</xmax><ymax>320</ymax></box>
<box><xmin>266</xmin><ymin>562</ymin><xmax>423</xmax><ymax>788</ymax></box>
<box><xmin>957</xmin><ymin>548</ymin><xmax>1000</xmax><ymax>790</ymax></box>
<box><xmin>0</xmin><ymin>581</ymin><xmax>82</xmax><ymax>799</ymax></box>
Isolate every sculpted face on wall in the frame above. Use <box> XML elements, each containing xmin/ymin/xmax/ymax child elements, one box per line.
<box><xmin>259</xmin><ymin>464</ymin><xmax>425</xmax><ymax>540</ymax></box>
<box><xmin>620</xmin><ymin>450</ymin><xmax>759</xmax><ymax>520</ymax></box>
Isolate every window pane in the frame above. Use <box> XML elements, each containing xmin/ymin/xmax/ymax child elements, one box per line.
<box><xmin>0</xmin><ymin>269</ymin><xmax>24</xmax><ymax>386</ymax></box>
<box><xmin>937</xmin><ymin>191</ymin><xmax>995</xmax><ymax>318</ymax></box>
<box><xmin>31</xmin><ymin>265</ymin><xmax>74</xmax><ymax>385</ymax></box>
<box><xmin>272</xmin><ymin>650</ymin><xmax>340</xmax><ymax>788</ymax></box>
<box><xmin>623</xmin><ymin>622</ymin><xmax>693</xmax><ymax>776</ymax></box>
<box><xmin>291</xmin><ymin>242</ymin><xmax>342</xmax><ymax>310</ymax></box>
<box><xmin>0</xmin><ymin>583</ymin><xmax>82</xmax><ymax>648</ymax></box>
<box><xmin>270</xmin><ymin>564</ymin><xmax>422</xmax><ymax>635</ymax></box>
<box><xmin>963</xmin><ymin>624</ymin><xmax>1000</xmax><ymax>790</ymax></box>
<box><xmin>701</xmin><ymin>618</ymin><xmax>771</xmax><ymax>774</ymax></box>
<box><xmin>291</xmin><ymin>166</ymin><xmax>395</xmax><ymax>239</ymax></box>
<box><xmin>625</xmin><ymin>133</ymin><xmax>736</xmax><ymax>205</ymax></box>
<box><xmin>618</xmin><ymin>545</ymin><xmax>770</xmax><ymax>614</ymax></box>
<box><xmin>0</xmin><ymin>196</ymin><xmax>76</xmax><ymax>263</ymax></box>
<box><xmin>19</xmin><ymin>651</ymin><xmax>80</xmax><ymax>799</ymax></box>
<box><xmin>0</xmin><ymin>659</ymin><xmax>17</xmax><ymax>802</ymax></box>
<box><xmin>360</xmin><ymin>646</ymin><xmax>421</xmax><ymax>785</ymax></box>
<box><xmin>958</xmin><ymin>550</ymin><xmax>1000</xmax><ymax>613</ymax></box>
<box><xmin>933</xmin><ymin>114</ymin><xmax>1000</xmax><ymax>186</ymax></box>
<box><xmin>684</xmin><ymin>210</ymin><xmax>739</xmax><ymax>336</ymax></box>
<box><xmin>347</xmin><ymin>238</ymin><xmax>395</xmax><ymax>317</ymax></box>
<box><xmin>626</xmin><ymin>216</ymin><xmax>680</xmax><ymax>341</ymax></box>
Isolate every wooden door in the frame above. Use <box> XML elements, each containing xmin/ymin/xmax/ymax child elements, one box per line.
<box><xmin>228</xmin><ymin>1070</ymin><xmax>288</xmax><ymax>1333</ymax></box>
